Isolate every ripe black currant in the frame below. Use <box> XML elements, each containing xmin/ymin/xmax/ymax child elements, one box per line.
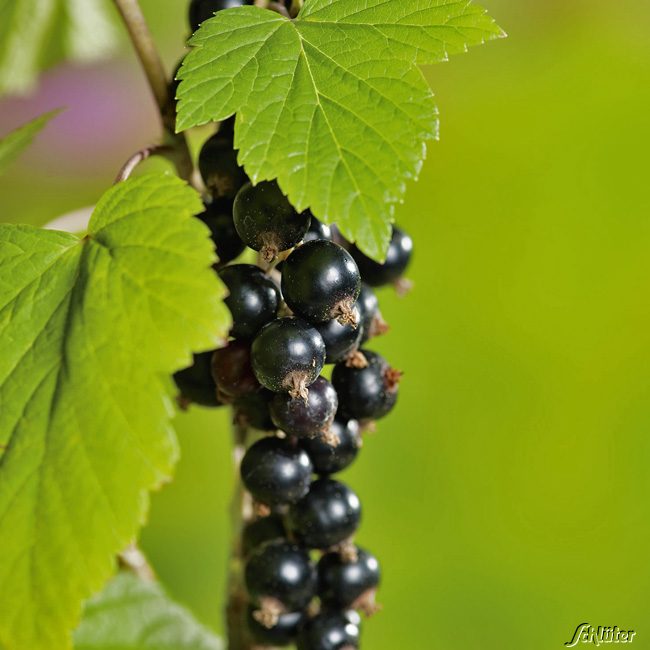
<box><xmin>350</xmin><ymin>226</ymin><xmax>413</xmax><ymax>287</ymax></box>
<box><xmin>211</xmin><ymin>341</ymin><xmax>259</xmax><ymax>399</ymax></box>
<box><xmin>240</xmin><ymin>436</ymin><xmax>313</xmax><ymax>506</ymax></box>
<box><xmin>303</xmin><ymin>215</ymin><xmax>332</xmax><ymax>244</ymax></box>
<box><xmin>233</xmin><ymin>181</ymin><xmax>311</xmax><ymax>261</ymax></box>
<box><xmin>197</xmin><ymin>200</ymin><xmax>245</xmax><ymax>265</ymax></box>
<box><xmin>297</xmin><ymin>610</ymin><xmax>361</xmax><ymax>650</ymax></box>
<box><xmin>234</xmin><ymin>389</ymin><xmax>276</xmax><ymax>431</ymax></box>
<box><xmin>174</xmin><ymin>351</ymin><xmax>222</xmax><ymax>408</ymax></box>
<box><xmin>242</xmin><ymin>514</ymin><xmax>287</xmax><ymax>557</ymax></box>
<box><xmin>244</xmin><ymin>540</ymin><xmax>317</xmax><ymax>621</ymax></box>
<box><xmin>288</xmin><ymin>478</ymin><xmax>361</xmax><ymax>549</ymax></box>
<box><xmin>318</xmin><ymin>547</ymin><xmax>381</xmax><ymax>614</ymax></box>
<box><xmin>251</xmin><ymin>318</ymin><xmax>326</xmax><ymax>400</ymax></box>
<box><xmin>301</xmin><ymin>419</ymin><xmax>361</xmax><ymax>476</ymax></box>
<box><xmin>315</xmin><ymin>305</ymin><xmax>363</xmax><ymax>364</ymax></box>
<box><xmin>246</xmin><ymin>605</ymin><xmax>303</xmax><ymax>646</ymax></box>
<box><xmin>332</xmin><ymin>350</ymin><xmax>401</xmax><ymax>421</ymax></box>
<box><xmin>270</xmin><ymin>377</ymin><xmax>338</xmax><ymax>440</ymax></box>
<box><xmin>199</xmin><ymin>132</ymin><xmax>248</xmax><ymax>200</ymax></box>
<box><xmin>218</xmin><ymin>264</ymin><xmax>280</xmax><ymax>340</ymax></box>
<box><xmin>188</xmin><ymin>0</ymin><xmax>250</xmax><ymax>32</ymax></box>
<box><xmin>282</xmin><ymin>240</ymin><xmax>361</xmax><ymax>326</ymax></box>
<box><xmin>357</xmin><ymin>284</ymin><xmax>389</xmax><ymax>344</ymax></box>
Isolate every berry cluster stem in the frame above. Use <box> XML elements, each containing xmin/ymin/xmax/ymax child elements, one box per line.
<box><xmin>112</xmin><ymin>0</ymin><xmax>194</xmax><ymax>182</ymax></box>
<box><xmin>226</xmin><ymin>420</ymin><xmax>255</xmax><ymax>650</ymax></box>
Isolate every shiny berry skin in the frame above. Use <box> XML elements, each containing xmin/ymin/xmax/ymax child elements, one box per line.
<box><xmin>233</xmin><ymin>181</ymin><xmax>311</xmax><ymax>261</ymax></box>
<box><xmin>219</xmin><ymin>264</ymin><xmax>280</xmax><ymax>340</ymax></box>
<box><xmin>211</xmin><ymin>341</ymin><xmax>259</xmax><ymax>398</ymax></box>
<box><xmin>189</xmin><ymin>0</ymin><xmax>250</xmax><ymax>31</ymax></box>
<box><xmin>234</xmin><ymin>389</ymin><xmax>276</xmax><ymax>431</ymax></box>
<box><xmin>241</xmin><ymin>437</ymin><xmax>313</xmax><ymax>506</ymax></box>
<box><xmin>199</xmin><ymin>133</ymin><xmax>248</xmax><ymax>200</ymax></box>
<box><xmin>174</xmin><ymin>351</ymin><xmax>221</xmax><ymax>407</ymax></box>
<box><xmin>303</xmin><ymin>215</ymin><xmax>332</xmax><ymax>244</ymax></box>
<box><xmin>246</xmin><ymin>605</ymin><xmax>303</xmax><ymax>646</ymax></box>
<box><xmin>356</xmin><ymin>284</ymin><xmax>388</xmax><ymax>344</ymax></box>
<box><xmin>318</xmin><ymin>548</ymin><xmax>380</xmax><ymax>610</ymax></box>
<box><xmin>282</xmin><ymin>241</ymin><xmax>361</xmax><ymax>326</ymax></box>
<box><xmin>251</xmin><ymin>318</ymin><xmax>326</xmax><ymax>400</ymax></box>
<box><xmin>315</xmin><ymin>305</ymin><xmax>363</xmax><ymax>364</ymax></box>
<box><xmin>332</xmin><ymin>350</ymin><xmax>400</xmax><ymax>421</ymax></box>
<box><xmin>301</xmin><ymin>419</ymin><xmax>361</xmax><ymax>476</ymax></box>
<box><xmin>244</xmin><ymin>540</ymin><xmax>317</xmax><ymax>612</ymax></box>
<box><xmin>350</xmin><ymin>226</ymin><xmax>413</xmax><ymax>287</ymax></box>
<box><xmin>270</xmin><ymin>377</ymin><xmax>338</xmax><ymax>438</ymax></box>
<box><xmin>297</xmin><ymin>610</ymin><xmax>361</xmax><ymax>650</ymax></box>
<box><xmin>288</xmin><ymin>479</ymin><xmax>361</xmax><ymax>549</ymax></box>
<box><xmin>197</xmin><ymin>200</ymin><xmax>245</xmax><ymax>265</ymax></box>
<box><xmin>242</xmin><ymin>514</ymin><xmax>287</xmax><ymax>557</ymax></box>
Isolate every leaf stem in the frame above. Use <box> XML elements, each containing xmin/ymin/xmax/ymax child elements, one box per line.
<box><xmin>114</xmin><ymin>145</ymin><xmax>172</xmax><ymax>183</ymax></box>
<box><xmin>112</xmin><ymin>0</ymin><xmax>194</xmax><ymax>182</ymax></box>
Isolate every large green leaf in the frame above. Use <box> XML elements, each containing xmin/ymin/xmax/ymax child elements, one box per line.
<box><xmin>74</xmin><ymin>573</ymin><xmax>223</xmax><ymax>650</ymax></box>
<box><xmin>176</xmin><ymin>0</ymin><xmax>504</xmax><ymax>259</ymax></box>
<box><xmin>0</xmin><ymin>109</ymin><xmax>61</xmax><ymax>174</ymax></box>
<box><xmin>0</xmin><ymin>174</ymin><xmax>230</xmax><ymax>650</ymax></box>
<box><xmin>0</xmin><ymin>0</ymin><xmax>119</xmax><ymax>95</ymax></box>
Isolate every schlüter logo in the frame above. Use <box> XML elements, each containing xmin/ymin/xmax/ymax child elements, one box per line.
<box><xmin>565</xmin><ymin>624</ymin><xmax>636</xmax><ymax>647</ymax></box>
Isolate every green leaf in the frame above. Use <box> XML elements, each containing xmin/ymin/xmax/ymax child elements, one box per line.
<box><xmin>176</xmin><ymin>0</ymin><xmax>504</xmax><ymax>259</ymax></box>
<box><xmin>0</xmin><ymin>174</ymin><xmax>230</xmax><ymax>650</ymax></box>
<box><xmin>0</xmin><ymin>0</ymin><xmax>119</xmax><ymax>96</ymax></box>
<box><xmin>74</xmin><ymin>573</ymin><xmax>223</xmax><ymax>650</ymax></box>
<box><xmin>0</xmin><ymin>109</ymin><xmax>61</xmax><ymax>174</ymax></box>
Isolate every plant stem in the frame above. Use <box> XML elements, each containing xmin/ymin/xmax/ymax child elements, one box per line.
<box><xmin>112</xmin><ymin>0</ymin><xmax>194</xmax><ymax>182</ymax></box>
<box><xmin>225</xmin><ymin>418</ymin><xmax>255</xmax><ymax>650</ymax></box>
<box><xmin>114</xmin><ymin>145</ymin><xmax>172</xmax><ymax>183</ymax></box>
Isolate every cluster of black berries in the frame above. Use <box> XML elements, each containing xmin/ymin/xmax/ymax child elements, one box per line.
<box><xmin>175</xmin><ymin>3</ymin><xmax>413</xmax><ymax>648</ymax></box>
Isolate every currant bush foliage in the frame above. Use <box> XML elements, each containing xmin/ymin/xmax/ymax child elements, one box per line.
<box><xmin>0</xmin><ymin>174</ymin><xmax>230</xmax><ymax>650</ymax></box>
<box><xmin>0</xmin><ymin>109</ymin><xmax>60</xmax><ymax>174</ymax></box>
<box><xmin>177</xmin><ymin>0</ymin><xmax>504</xmax><ymax>260</ymax></box>
<box><xmin>0</xmin><ymin>0</ymin><xmax>118</xmax><ymax>95</ymax></box>
<box><xmin>74</xmin><ymin>573</ymin><xmax>223</xmax><ymax>650</ymax></box>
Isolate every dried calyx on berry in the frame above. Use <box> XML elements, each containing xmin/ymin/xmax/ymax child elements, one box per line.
<box><xmin>199</xmin><ymin>131</ymin><xmax>248</xmax><ymax>200</ymax></box>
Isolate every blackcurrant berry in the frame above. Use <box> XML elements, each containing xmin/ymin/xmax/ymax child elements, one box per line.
<box><xmin>315</xmin><ymin>305</ymin><xmax>363</xmax><ymax>364</ymax></box>
<box><xmin>211</xmin><ymin>341</ymin><xmax>259</xmax><ymax>399</ymax></box>
<box><xmin>331</xmin><ymin>350</ymin><xmax>401</xmax><ymax>421</ymax></box>
<box><xmin>303</xmin><ymin>215</ymin><xmax>332</xmax><ymax>244</ymax></box>
<box><xmin>318</xmin><ymin>547</ymin><xmax>381</xmax><ymax>613</ymax></box>
<box><xmin>234</xmin><ymin>389</ymin><xmax>276</xmax><ymax>431</ymax></box>
<box><xmin>219</xmin><ymin>264</ymin><xmax>280</xmax><ymax>340</ymax></box>
<box><xmin>297</xmin><ymin>610</ymin><xmax>361</xmax><ymax>650</ymax></box>
<box><xmin>240</xmin><ymin>437</ymin><xmax>313</xmax><ymax>506</ymax></box>
<box><xmin>282</xmin><ymin>240</ymin><xmax>361</xmax><ymax>326</ymax></box>
<box><xmin>251</xmin><ymin>318</ymin><xmax>326</xmax><ymax>400</ymax></box>
<box><xmin>288</xmin><ymin>478</ymin><xmax>361</xmax><ymax>549</ymax></box>
<box><xmin>242</xmin><ymin>514</ymin><xmax>287</xmax><ymax>557</ymax></box>
<box><xmin>174</xmin><ymin>351</ymin><xmax>222</xmax><ymax>408</ymax></box>
<box><xmin>246</xmin><ymin>605</ymin><xmax>303</xmax><ymax>646</ymax></box>
<box><xmin>350</xmin><ymin>226</ymin><xmax>413</xmax><ymax>287</ymax></box>
<box><xmin>188</xmin><ymin>0</ymin><xmax>251</xmax><ymax>32</ymax></box>
<box><xmin>199</xmin><ymin>132</ymin><xmax>248</xmax><ymax>200</ymax></box>
<box><xmin>301</xmin><ymin>419</ymin><xmax>361</xmax><ymax>476</ymax></box>
<box><xmin>357</xmin><ymin>284</ymin><xmax>389</xmax><ymax>344</ymax></box>
<box><xmin>233</xmin><ymin>181</ymin><xmax>311</xmax><ymax>261</ymax></box>
<box><xmin>197</xmin><ymin>200</ymin><xmax>245</xmax><ymax>265</ymax></box>
<box><xmin>270</xmin><ymin>377</ymin><xmax>338</xmax><ymax>440</ymax></box>
<box><xmin>244</xmin><ymin>540</ymin><xmax>317</xmax><ymax>619</ymax></box>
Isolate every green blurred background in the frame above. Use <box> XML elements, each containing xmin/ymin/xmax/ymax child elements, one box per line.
<box><xmin>2</xmin><ymin>0</ymin><xmax>649</xmax><ymax>647</ymax></box>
